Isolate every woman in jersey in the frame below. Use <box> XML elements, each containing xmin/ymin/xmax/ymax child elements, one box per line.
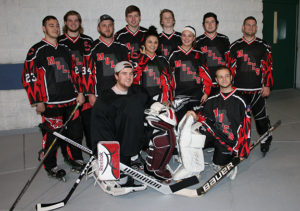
<box><xmin>168</xmin><ymin>26</ymin><xmax>212</xmax><ymax>120</ymax></box>
<box><xmin>134</xmin><ymin>26</ymin><xmax>173</xmax><ymax>106</ymax></box>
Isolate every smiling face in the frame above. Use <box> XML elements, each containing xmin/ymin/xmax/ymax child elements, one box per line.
<box><xmin>161</xmin><ymin>11</ymin><xmax>175</xmax><ymax>28</ymax></box>
<box><xmin>126</xmin><ymin>11</ymin><xmax>141</xmax><ymax>29</ymax></box>
<box><xmin>181</xmin><ymin>30</ymin><xmax>195</xmax><ymax>48</ymax></box>
<box><xmin>65</xmin><ymin>14</ymin><xmax>80</xmax><ymax>33</ymax></box>
<box><xmin>43</xmin><ymin>18</ymin><xmax>60</xmax><ymax>40</ymax></box>
<box><xmin>145</xmin><ymin>35</ymin><xmax>159</xmax><ymax>56</ymax></box>
<box><xmin>115</xmin><ymin>67</ymin><xmax>134</xmax><ymax>90</ymax></box>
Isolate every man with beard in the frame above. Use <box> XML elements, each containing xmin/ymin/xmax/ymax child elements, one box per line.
<box><xmin>58</xmin><ymin>11</ymin><xmax>93</xmax><ymax>171</ymax></box>
<box><xmin>186</xmin><ymin>66</ymin><xmax>251</xmax><ymax>180</ymax></box>
<box><xmin>82</xmin><ymin>14</ymin><xmax>130</xmax><ymax>105</ymax></box>
<box><xmin>115</xmin><ymin>5</ymin><xmax>147</xmax><ymax>64</ymax></box>
<box><xmin>196</xmin><ymin>12</ymin><xmax>230</xmax><ymax>95</ymax></box>
<box><xmin>227</xmin><ymin>16</ymin><xmax>273</xmax><ymax>156</ymax></box>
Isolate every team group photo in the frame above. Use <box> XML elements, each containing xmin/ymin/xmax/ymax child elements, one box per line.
<box><xmin>1</xmin><ymin>0</ymin><xmax>300</xmax><ymax>210</ymax></box>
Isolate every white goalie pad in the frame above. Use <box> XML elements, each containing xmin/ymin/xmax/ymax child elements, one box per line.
<box><xmin>173</xmin><ymin>115</ymin><xmax>206</xmax><ymax>180</ymax></box>
<box><xmin>97</xmin><ymin>141</ymin><xmax>120</xmax><ymax>180</ymax></box>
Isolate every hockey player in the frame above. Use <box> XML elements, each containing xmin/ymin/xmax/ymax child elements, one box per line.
<box><xmin>91</xmin><ymin>61</ymin><xmax>150</xmax><ymax>185</ymax></box>
<box><xmin>22</xmin><ymin>16</ymin><xmax>84</xmax><ymax>180</ymax></box>
<box><xmin>168</xmin><ymin>26</ymin><xmax>212</xmax><ymax>120</ymax></box>
<box><xmin>158</xmin><ymin>9</ymin><xmax>181</xmax><ymax>59</ymax></box>
<box><xmin>134</xmin><ymin>25</ymin><xmax>173</xmax><ymax>105</ymax></box>
<box><xmin>226</xmin><ymin>16</ymin><xmax>273</xmax><ymax>156</ymax></box>
<box><xmin>196</xmin><ymin>12</ymin><xmax>230</xmax><ymax>95</ymax></box>
<box><xmin>82</xmin><ymin>14</ymin><xmax>129</xmax><ymax>106</ymax></box>
<box><xmin>58</xmin><ymin>10</ymin><xmax>93</xmax><ymax>171</ymax></box>
<box><xmin>186</xmin><ymin>66</ymin><xmax>251</xmax><ymax>180</ymax></box>
<box><xmin>114</xmin><ymin>5</ymin><xmax>148</xmax><ymax>64</ymax></box>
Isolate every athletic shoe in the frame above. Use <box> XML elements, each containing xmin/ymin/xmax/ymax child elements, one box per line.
<box><xmin>227</xmin><ymin>166</ymin><xmax>238</xmax><ymax>180</ymax></box>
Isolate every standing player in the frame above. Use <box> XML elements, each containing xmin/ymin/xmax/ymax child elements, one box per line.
<box><xmin>169</xmin><ymin>26</ymin><xmax>212</xmax><ymax>120</ymax></box>
<box><xmin>115</xmin><ymin>5</ymin><xmax>147</xmax><ymax>64</ymax></box>
<box><xmin>134</xmin><ymin>26</ymin><xmax>172</xmax><ymax>105</ymax></box>
<box><xmin>196</xmin><ymin>12</ymin><xmax>230</xmax><ymax>95</ymax></box>
<box><xmin>227</xmin><ymin>16</ymin><xmax>273</xmax><ymax>156</ymax></box>
<box><xmin>22</xmin><ymin>16</ymin><xmax>84</xmax><ymax>180</ymax></box>
<box><xmin>82</xmin><ymin>14</ymin><xmax>129</xmax><ymax>105</ymax></box>
<box><xmin>58</xmin><ymin>10</ymin><xmax>93</xmax><ymax>171</ymax></box>
<box><xmin>186</xmin><ymin>66</ymin><xmax>251</xmax><ymax>180</ymax></box>
<box><xmin>158</xmin><ymin>9</ymin><xmax>181</xmax><ymax>59</ymax></box>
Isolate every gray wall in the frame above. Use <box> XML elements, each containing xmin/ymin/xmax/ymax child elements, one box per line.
<box><xmin>0</xmin><ymin>0</ymin><xmax>263</xmax><ymax>130</ymax></box>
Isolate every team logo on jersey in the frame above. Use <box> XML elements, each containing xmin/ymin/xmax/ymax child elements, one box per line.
<box><xmin>201</xmin><ymin>46</ymin><xmax>226</xmax><ymax>66</ymax></box>
<box><xmin>143</xmin><ymin>65</ymin><xmax>161</xmax><ymax>87</ymax></box>
<box><xmin>236</xmin><ymin>50</ymin><xmax>260</xmax><ymax>75</ymax></box>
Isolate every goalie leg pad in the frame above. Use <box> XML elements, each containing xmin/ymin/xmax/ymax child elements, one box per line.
<box><xmin>173</xmin><ymin>116</ymin><xmax>206</xmax><ymax>180</ymax></box>
<box><xmin>145</xmin><ymin>120</ymin><xmax>176</xmax><ymax>180</ymax></box>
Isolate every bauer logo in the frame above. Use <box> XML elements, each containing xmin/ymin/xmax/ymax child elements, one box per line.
<box><xmin>203</xmin><ymin>162</ymin><xmax>234</xmax><ymax>192</ymax></box>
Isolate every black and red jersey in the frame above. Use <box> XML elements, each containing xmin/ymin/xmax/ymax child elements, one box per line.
<box><xmin>200</xmin><ymin>88</ymin><xmax>251</xmax><ymax>158</ymax></box>
<box><xmin>196</xmin><ymin>32</ymin><xmax>230</xmax><ymax>84</ymax></box>
<box><xmin>168</xmin><ymin>46</ymin><xmax>212</xmax><ymax>98</ymax></box>
<box><xmin>22</xmin><ymin>39</ymin><xmax>77</xmax><ymax>105</ymax></box>
<box><xmin>82</xmin><ymin>37</ymin><xmax>130</xmax><ymax>96</ymax></box>
<box><xmin>134</xmin><ymin>53</ymin><xmax>172</xmax><ymax>102</ymax></box>
<box><xmin>226</xmin><ymin>37</ymin><xmax>273</xmax><ymax>91</ymax></box>
<box><xmin>58</xmin><ymin>33</ymin><xmax>93</xmax><ymax>92</ymax></box>
<box><xmin>159</xmin><ymin>31</ymin><xmax>181</xmax><ymax>59</ymax></box>
<box><xmin>115</xmin><ymin>26</ymin><xmax>147</xmax><ymax>62</ymax></box>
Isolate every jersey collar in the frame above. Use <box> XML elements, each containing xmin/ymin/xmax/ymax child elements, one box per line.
<box><xmin>42</xmin><ymin>39</ymin><xmax>58</xmax><ymax>49</ymax></box>
<box><xmin>242</xmin><ymin>37</ymin><xmax>256</xmax><ymax>45</ymax></box>
<box><xmin>146</xmin><ymin>53</ymin><xmax>156</xmax><ymax>60</ymax></box>
<box><xmin>99</xmin><ymin>37</ymin><xmax>114</xmax><ymax>47</ymax></box>
<box><xmin>125</xmin><ymin>26</ymin><xmax>140</xmax><ymax>36</ymax></box>
<box><xmin>220</xmin><ymin>87</ymin><xmax>236</xmax><ymax>100</ymax></box>
<box><xmin>65</xmin><ymin>33</ymin><xmax>80</xmax><ymax>43</ymax></box>
<box><xmin>178</xmin><ymin>46</ymin><xmax>193</xmax><ymax>55</ymax></box>
<box><xmin>204</xmin><ymin>32</ymin><xmax>217</xmax><ymax>40</ymax></box>
<box><xmin>162</xmin><ymin>31</ymin><xmax>175</xmax><ymax>40</ymax></box>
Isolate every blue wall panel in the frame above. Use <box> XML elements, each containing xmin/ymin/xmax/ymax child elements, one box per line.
<box><xmin>0</xmin><ymin>64</ymin><xmax>23</xmax><ymax>90</ymax></box>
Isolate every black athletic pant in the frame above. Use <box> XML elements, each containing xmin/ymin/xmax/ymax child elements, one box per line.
<box><xmin>204</xmin><ymin>132</ymin><xmax>234</xmax><ymax>166</ymax></box>
<box><xmin>241</xmin><ymin>91</ymin><xmax>271</xmax><ymax>135</ymax></box>
<box><xmin>41</xmin><ymin>104</ymin><xmax>83</xmax><ymax>170</ymax></box>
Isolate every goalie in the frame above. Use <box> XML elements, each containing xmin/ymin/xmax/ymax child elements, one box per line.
<box><xmin>174</xmin><ymin>66</ymin><xmax>251</xmax><ymax>180</ymax></box>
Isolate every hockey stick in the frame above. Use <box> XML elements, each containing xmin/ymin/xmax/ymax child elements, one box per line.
<box><xmin>36</xmin><ymin>125</ymin><xmax>200</xmax><ymax>209</ymax></box>
<box><xmin>9</xmin><ymin>103</ymin><xmax>80</xmax><ymax>211</ymax></box>
<box><xmin>174</xmin><ymin>120</ymin><xmax>281</xmax><ymax>197</ymax></box>
<box><xmin>36</xmin><ymin>155</ymin><xmax>95</xmax><ymax>211</ymax></box>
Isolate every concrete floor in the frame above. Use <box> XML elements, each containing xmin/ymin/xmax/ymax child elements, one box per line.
<box><xmin>1</xmin><ymin>89</ymin><xmax>300</xmax><ymax>211</ymax></box>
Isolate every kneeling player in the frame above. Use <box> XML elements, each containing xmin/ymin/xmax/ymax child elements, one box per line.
<box><xmin>91</xmin><ymin>61</ymin><xmax>150</xmax><ymax>186</ymax></box>
<box><xmin>185</xmin><ymin>66</ymin><xmax>251</xmax><ymax>180</ymax></box>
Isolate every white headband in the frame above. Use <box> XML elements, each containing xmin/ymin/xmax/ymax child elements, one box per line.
<box><xmin>182</xmin><ymin>26</ymin><xmax>196</xmax><ymax>36</ymax></box>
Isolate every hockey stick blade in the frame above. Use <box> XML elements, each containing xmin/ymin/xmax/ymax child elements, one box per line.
<box><xmin>38</xmin><ymin>126</ymin><xmax>200</xmax><ymax>196</ymax></box>
<box><xmin>175</xmin><ymin>120</ymin><xmax>281</xmax><ymax>197</ymax></box>
<box><xmin>9</xmin><ymin>103</ymin><xmax>80</xmax><ymax>211</ymax></box>
<box><xmin>36</xmin><ymin>156</ymin><xmax>95</xmax><ymax>211</ymax></box>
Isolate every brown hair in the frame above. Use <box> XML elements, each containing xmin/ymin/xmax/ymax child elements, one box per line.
<box><xmin>63</xmin><ymin>10</ymin><xmax>84</xmax><ymax>34</ymax></box>
<box><xmin>125</xmin><ymin>5</ymin><xmax>141</xmax><ymax>16</ymax></box>
<box><xmin>159</xmin><ymin>9</ymin><xmax>175</xmax><ymax>27</ymax></box>
<box><xmin>42</xmin><ymin>15</ymin><xmax>57</xmax><ymax>26</ymax></box>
